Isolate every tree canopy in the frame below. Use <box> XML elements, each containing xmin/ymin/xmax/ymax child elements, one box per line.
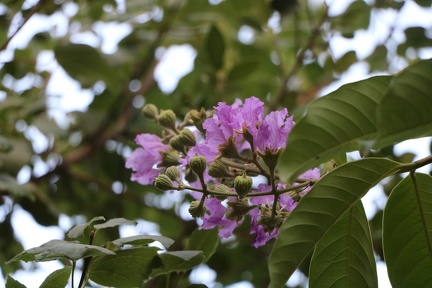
<box><xmin>1</xmin><ymin>0</ymin><xmax>432</xmax><ymax>287</ymax></box>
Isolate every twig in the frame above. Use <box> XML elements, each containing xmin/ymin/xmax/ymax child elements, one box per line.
<box><xmin>269</xmin><ymin>5</ymin><xmax>329</xmax><ymax>110</ymax></box>
<box><xmin>0</xmin><ymin>0</ymin><xmax>47</xmax><ymax>52</ymax></box>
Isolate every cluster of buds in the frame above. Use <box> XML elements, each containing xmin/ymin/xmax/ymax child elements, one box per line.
<box><xmin>126</xmin><ymin>97</ymin><xmax>320</xmax><ymax>247</ymax></box>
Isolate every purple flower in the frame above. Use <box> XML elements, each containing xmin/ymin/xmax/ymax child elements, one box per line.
<box><xmin>298</xmin><ymin>168</ymin><xmax>320</xmax><ymax>196</ymax></box>
<box><xmin>255</xmin><ymin>108</ymin><xmax>294</xmax><ymax>152</ymax></box>
<box><xmin>125</xmin><ymin>134</ymin><xmax>170</xmax><ymax>185</ymax></box>
<box><xmin>200</xmin><ymin>198</ymin><xmax>241</xmax><ymax>238</ymax></box>
<box><xmin>249</xmin><ymin>209</ymin><xmax>279</xmax><ymax>247</ymax></box>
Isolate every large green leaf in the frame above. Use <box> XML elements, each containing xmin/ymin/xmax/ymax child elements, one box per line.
<box><xmin>89</xmin><ymin>247</ymin><xmax>160</xmax><ymax>287</ymax></box>
<box><xmin>39</xmin><ymin>266</ymin><xmax>72</xmax><ymax>288</ymax></box>
<box><xmin>5</xmin><ymin>276</ymin><xmax>26</xmax><ymax>288</ymax></box>
<box><xmin>111</xmin><ymin>235</ymin><xmax>174</xmax><ymax>249</ymax></box>
<box><xmin>54</xmin><ymin>43</ymin><xmax>119</xmax><ymax>90</ymax></box>
<box><xmin>279</xmin><ymin>76</ymin><xmax>392</xmax><ymax>183</ymax></box>
<box><xmin>185</xmin><ymin>228</ymin><xmax>219</xmax><ymax>263</ymax></box>
<box><xmin>205</xmin><ymin>25</ymin><xmax>225</xmax><ymax>70</ymax></box>
<box><xmin>150</xmin><ymin>251</ymin><xmax>205</xmax><ymax>277</ymax></box>
<box><xmin>375</xmin><ymin>59</ymin><xmax>432</xmax><ymax>148</ymax></box>
<box><xmin>309</xmin><ymin>201</ymin><xmax>377</xmax><ymax>288</ymax></box>
<box><xmin>6</xmin><ymin>240</ymin><xmax>115</xmax><ymax>263</ymax></box>
<box><xmin>268</xmin><ymin>158</ymin><xmax>399</xmax><ymax>288</ymax></box>
<box><xmin>67</xmin><ymin>216</ymin><xmax>106</xmax><ymax>239</ymax></box>
<box><xmin>383</xmin><ymin>173</ymin><xmax>432</xmax><ymax>288</ymax></box>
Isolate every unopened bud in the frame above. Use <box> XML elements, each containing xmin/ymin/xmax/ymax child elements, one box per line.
<box><xmin>185</xmin><ymin>166</ymin><xmax>198</xmax><ymax>183</ymax></box>
<box><xmin>159</xmin><ymin>150</ymin><xmax>180</xmax><ymax>167</ymax></box>
<box><xmin>165</xmin><ymin>166</ymin><xmax>181</xmax><ymax>182</ymax></box>
<box><xmin>189</xmin><ymin>156</ymin><xmax>207</xmax><ymax>177</ymax></box>
<box><xmin>188</xmin><ymin>200</ymin><xmax>207</xmax><ymax>218</ymax></box>
<box><xmin>208</xmin><ymin>160</ymin><xmax>234</xmax><ymax>178</ymax></box>
<box><xmin>213</xmin><ymin>184</ymin><xmax>233</xmax><ymax>195</ymax></box>
<box><xmin>154</xmin><ymin>174</ymin><xmax>175</xmax><ymax>191</ymax></box>
<box><xmin>259</xmin><ymin>147</ymin><xmax>283</xmax><ymax>176</ymax></box>
<box><xmin>234</xmin><ymin>173</ymin><xmax>252</xmax><ymax>199</ymax></box>
<box><xmin>190</xmin><ymin>108</ymin><xmax>207</xmax><ymax>133</ymax></box>
<box><xmin>142</xmin><ymin>103</ymin><xmax>159</xmax><ymax>120</ymax></box>
<box><xmin>169</xmin><ymin>136</ymin><xmax>185</xmax><ymax>153</ymax></box>
<box><xmin>158</xmin><ymin>109</ymin><xmax>177</xmax><ymax>131</ymax></box>
<box><xmin>178</xmin><ymin>129</ymin><xmax>196</xmax><ymax>147</ymax></box>
<box><xmin>226</xmin><ymin>199</ymin><xmax>256</xmax><ymax>220</ymax></box>
<box><xmin>219</xmin><ymin>137</ymin><xmax>244</xmax><ymax>160</ymax></box>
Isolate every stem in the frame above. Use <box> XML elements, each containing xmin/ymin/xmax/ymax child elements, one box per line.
<box><xmin>71</xmin><ymin>261</ymin><xmax>76</xmax><ymax>288</ymax></box>
<box><xmin>0</xmin><ymin>0</ymin><xmax>48</xmax><ymax>51</ymax></box>
<box><xmin>78</xmin><ymin>230</ymin><xmax>95</xmax><ymax>288</ymax></box>
<box><xmin>395</xmin><ymin>154</ymin><xmax>432</xmax><ymax>174</ymax></box>
<box><xmin>166</xmin><ymin>272</ymin><xmax>171</xmax><ymax>288</ymax></box>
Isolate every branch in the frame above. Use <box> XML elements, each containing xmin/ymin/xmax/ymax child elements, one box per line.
<box><xmin>269</xmin><ymin>5</ymin><xmax>329</xmax><ymax>110</ymax></box>
<box><xmin>0</xmin><ymin>0</ymin><xmax>48</xmax><ymax>52</ymax></box>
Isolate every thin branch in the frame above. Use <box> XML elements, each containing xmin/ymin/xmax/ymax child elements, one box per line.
<box><xmin>0</xmin><ymin>0</ymin><xmax>47</xmax><ymax>52</ymax></box>
<box><xmin>269</xmin><ymin>5</ymin><xmax>329</xmax><ymax>110</ymax></box>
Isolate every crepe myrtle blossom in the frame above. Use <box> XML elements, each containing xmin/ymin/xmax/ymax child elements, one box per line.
<box><xmin>125</xmin><ymin>133</ymin><xmax>170</xmax><ymax>185</ymax></box>
<box><xmin>126</xmin><ymin>96</ymin><xmax>321</xmax><ymax>247</ymax></box>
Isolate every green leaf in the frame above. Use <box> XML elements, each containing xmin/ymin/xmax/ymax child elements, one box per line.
<box><xmin>205</xmin><ymin>25</ymin><xmax>225</xmax><ymax>70</ymax></box>
<box><xmin>279</xmin><ymin>76</ymin><xmax>392</xmax><ymax>183</ymax></box>
<box><xmin>89</xmin><ymin>247</ymin><xmax>160</xmax><ymax>287</ymax></box>
<box><xmin>268</xmin><ymin>158</ymin><xmax>399</xmax><ymax>288</ymax></box>
<box><xmin>185</xmin><ymin>228</ymin><xmax>219</xmax><ymax>263</ymax></box>
<box><xmin>6</xmin><ymin>240</ymin><xmax>115</xmax><ymax>263</ymax></box>
<box><xmin>5</xmin><ymin>275</ymin><xmax>26</xmax><ymax>288</ymax></box>
<box><xmin>375</xmin><ymin>59</ymin><xmax>432</xmax><ymax>148</ymax></box>
<box><xmin>39</xmin><ymin>266</ymin><xmax>72</xmax><ymax>288</ymax></box>
<box><xmin>93</xmin><ymin>217</ymin><xmax>137</xmax><ymax>230</ymax></box>
<box><xmin>111</xmin><ymin>235</ymin><xmax>174</xmax><ymax>249</ymax></box>
<box><xmin>383</xmin><ymin>173</ymin><xmax>432</xmax><ymax>288</ymax></box>
<box><xmin>67</xmin><ymin>216</ymin><xmax>106</xmax><ymax>238</ymax></box>
<box><xmin>54</xmin><ymin>43</ymin><xmax>118</xmax><ymax>90</ymax></box>
<box><xmin>309</xmin><ymin>201</ymin><xmax>377</xmax><ymax>288</ymax></box>
<box><xmin>150</xmin><ymin>251</ymin><xmax>205</xmax><ymax>277</ymax></box>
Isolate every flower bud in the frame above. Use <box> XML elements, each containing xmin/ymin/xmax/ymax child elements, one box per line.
<box><xmin>234</xmin><ymin>173</ymin><xmax>252</xmax><ymax>199</ymax></box>
<box><xmin>212</xmin><ymin>184</ymin><xmax>233</xmax><ymax>195</ymax></box>
<box><xmin>154</xmin><ymin>174</ymin><xmax>175</xmax><ymax>191</ymax></box>
<box><xmin>169</xmin><ymin>136</ymin><xmax>185</xmax><ymax>153</ymax></box>
<box><xmin>185</xmin><ymin>166</ymin><xmax>198</xmax><ymax>183</ymax></box>
<box><xmin>208</xmin><ymin>160</ymin><xmax>234</xmax><ymax>178</ymax></box>
<box><xmin>189</xmin><ymin>156</ymin><xmax>207</xmax><ymax>177</ymax></box>
<box><xmin>165</xmin><ymin>166</ymin><xmax>181</xmax><ymax>182</ymax></box>
<box><xmin>258</xmin><ymin>206</ymin><xmax>284</xmax><ymax>233</ymax></box>
<box><xmin>226</xmin><ymin>199</ymin><xmax>256</xmax><ymax>220</ymax></box>
<box><xmin>219</xmin><ymin>137</ymin><xmax>244</xmax><ymax>160</ymax></box>
<box><xmin>178</xmin><ymin>129</ymin><xmax>196</xmax><ymax>147</ymax></box>
<box><xmin>157</xmin><ymin>109</ymin><xmax>177</xmax><ymax>131</ymax></box>
<box><xmin>159</xmin><ymin>150</ymin><xmax>180</xmax><ymax>167</ymax></box>
<box><xmin>190</xmin><ymin>107</ymin><xmax>207</xmax><ymax>133</ymax></box>
<box><xmin>258</xmin><ymin>147</ymin><xmax>283</xmax><ymax>176</ymax></box>
<box><xmin>142</xmin><ymin>103</ymin><xmax>158</xmax><ymax>120</ymax></box>
<box><xmin>188</xmin><ymin>200</ymin><xmax>207</xmax><ymax>218</ymax></box>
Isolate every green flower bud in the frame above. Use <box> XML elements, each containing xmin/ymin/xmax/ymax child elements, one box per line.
<box><xmin>185</xmin><ymin>166</ymin><xmax>198</xmax><ymax>183</ymax></box>
<box><xmin>154</xmin><ymin>174</ymin><xmax>175</xmax><ymax>191</ymax></box>
<box><xmin>212</xmin><ymin>184</ymin><xmax>233</xmax><ymax>195</ymax></box>
<box><xmin>159</xmin><ymin>150</ymin><xmax>180</xmax><ymax>167</ymax></box>
<box><xmin>190</xmin><ymin>107</ymin><xmax>207</xmax><ymax>133</ymax></box>
<box><xmin>208</xmin><ymin>160</ymin><xmax>234</xmax><ymax>178</ymax></box>
<box><xmin>219</xmin><ymin>137</ymin><xmax>244</xmax><ymax>160</ymax></box>
<box><xmin>169</xmin><ymin>136</ymin><xmax>185</xmax><ymax>153</ymax></box>
<box><xmin>189</xmin><ymin>156</ymin><xmax>207</xmax><ymax>177</ymax></box>
<box><xmin>178</xmin><ymin>129</ymin><xmax>196</xmax><ymax>147</ymax></box>
<box><xmin>157</xmin><ymin>109</ymin><xmax>177</xmax><ymax>131</ymax></box>
<box><xmin>234</xmin><ymin>173</ymin><xmax>252</xmax><ymax>199</ymax></box>
<box><xmin>258</xmin><ymin>147</ymin><xmax>283</xmax><ymax>176</ymax></box>
<box><xmin>142</xmin><ymin>103</ymin><xmax>159</xmax><ymax>120</ymax></box>
<box><xmin>188</xmin><ymin>200</ymin><xmax>207</xmax><ymax>218</ymax></box>
<box><xmin>165</xmin><ymin>166</ymin><xmax>181</xmax><ymax>182</ymax></box>
<box><xmin>226</xmin><ymin>199</ymin><xmax>256</xmax><ymax>220</ymax></box>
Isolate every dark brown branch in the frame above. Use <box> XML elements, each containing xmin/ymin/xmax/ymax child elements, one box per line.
<box><xmin>0</xmin><ymin>0</ymin><xmax>48</xmax><ymax>52</ymax></box>
<box><xmin>269</xmin><ymin>5</ymin><xmax>329</xmax><ymax>110</ymax></box>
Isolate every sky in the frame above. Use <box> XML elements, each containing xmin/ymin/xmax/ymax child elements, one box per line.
<box><xmin>1</xmin><ymin>0</ymin><xmax>432</xmax><ymax>287</ymax></box>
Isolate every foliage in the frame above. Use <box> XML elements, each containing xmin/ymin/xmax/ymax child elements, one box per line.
<box><xmin>1</xmin><ymin>0</ymin><xmax>432</xmax><ymax>287</ymax></box>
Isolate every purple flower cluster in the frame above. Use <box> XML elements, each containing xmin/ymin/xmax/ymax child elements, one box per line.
<box><xmin>126</xmin><ymin>97</ymin><xmax>320</xmax><ymax>247</ymax></box>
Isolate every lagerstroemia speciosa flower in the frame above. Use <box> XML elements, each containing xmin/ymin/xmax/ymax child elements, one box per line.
<box><xmin>126</xmin><ymin>97</ymin><xmax>320</xmax><ymax>247</ymax></box>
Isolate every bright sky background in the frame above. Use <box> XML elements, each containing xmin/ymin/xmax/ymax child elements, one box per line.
<box><xmin>1</xmin><ymin>0</ymin><xmax>432</xmax><ymax>287</ymax></box>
